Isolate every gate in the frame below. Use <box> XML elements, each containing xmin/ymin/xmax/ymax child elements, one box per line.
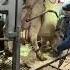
<box><xmin>0</xmin><ymin>0</ymin><xmax>23</xmax><ymax>70</ymax></box>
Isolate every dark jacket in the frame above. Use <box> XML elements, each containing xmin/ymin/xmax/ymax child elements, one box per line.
<box><xmin>56</xmin><ymin>16</ymin><xmax>70</xmax><ymax>39</ymax></box>
<box><xmin>62</xmin><ymin>4</ymin><xmax>70</xmax><ymax>11</ymax></box>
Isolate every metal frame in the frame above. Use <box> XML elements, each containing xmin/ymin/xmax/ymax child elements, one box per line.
<box><xmin>0</xmin><ymin>0</ymin><xmax>23</xmax><ymax>70</ymax></box>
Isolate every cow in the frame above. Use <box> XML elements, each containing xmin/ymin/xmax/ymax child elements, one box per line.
<box><xmin>21</xmin><ymin>0</ymin><xmax>62</xmax><ymax>54</ymax></box>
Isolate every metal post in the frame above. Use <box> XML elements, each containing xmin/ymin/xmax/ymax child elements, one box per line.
<box><xmin>12</xmin><ymin>0</ymin><xmax>23</xmax><ymax>70</ymax></box>
<box><xmin>12</xmin><ymin>30</ymin><xmax>20</xmax><ymax>70</ymax></box>
<box><xmin>12</xmin><ymin>0</ymin><xmax>20</xmax><ymax>69</ymax></box>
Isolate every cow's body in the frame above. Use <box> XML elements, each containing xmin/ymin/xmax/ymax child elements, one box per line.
<box><xmin>21</xmin><ymin>0</ymin><xmax>62</xmax><ymax>52</ymax></box>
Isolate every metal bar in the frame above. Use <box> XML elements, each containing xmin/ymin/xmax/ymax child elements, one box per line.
<box><xmin>36</xmin><ymin>53</ymin><xmax>70</xmax><ymax>70</ymax></box>
<box><xmin>0</xmin><ymin>38</ymin><xmax>8</xmax><ymax>41</ymax></box>
<box><xmin>8</xmin><ymin>0</ymin><xmax>16</xmax><ymax>32</ymax></box>
<box><xmin>0</xmin><ymin>10</ymin><xmax>8</xmax><ymax>14</ymax></box>
<box><xmin>12</xmin><ymin>0</ymin><xmax>21</xmax><ymax>70</ymax></box>
<box><xmin>49</xmin><ymin>65</ymin><xmax>62</xmax><ymax>70</ymax></box>
<box><xmin>0</xmin><ymin>5</ymin><xmax>8</xmax><ymax>10</ymax></box>
<box><xmin>12</xmin><ymin>27</ymin><xmax>20</xmax><ymax>70</ymax></box>
<box><xmin>57</xmin><ymin>49</ymin><xmax>69</xmax><ymax>69</ymax></box>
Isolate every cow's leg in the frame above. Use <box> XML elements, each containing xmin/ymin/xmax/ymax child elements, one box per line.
<box><xmin>29</xmin><ymin>17</ymin><xmax>41</xmax><ymax>51</ymax></box>
<box><xmin>29</xmin><ymin>0</ymin><xmax>43</xmax><ymax>51</ymax></box>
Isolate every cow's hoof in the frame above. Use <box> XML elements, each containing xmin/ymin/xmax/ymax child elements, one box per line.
<box><xmin>36</xmin><ymin>50</ymin><xmax>47</xmax><ymax>61</ymax></box>
<box><xmin>32</xmin><ymin>46</ymin><xmax>39</xmax><ymax>52</ymax></box>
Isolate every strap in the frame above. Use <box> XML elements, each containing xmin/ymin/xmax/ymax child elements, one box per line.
<box><xmin>47</xmin><ymin>10</ymin><xmax>59</xmax><ymax>18</ymax></box>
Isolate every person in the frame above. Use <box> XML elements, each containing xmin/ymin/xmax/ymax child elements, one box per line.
<box><xmin>54</xmin><ymin>4</ymin><xmax>70</xmax><ymax>56</ymax></box>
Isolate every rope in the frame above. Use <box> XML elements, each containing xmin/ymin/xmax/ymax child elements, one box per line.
<box><xmin>26</xmin><ymin>10</ymin><xmax>59</xmax><ymax>22</ymax></box>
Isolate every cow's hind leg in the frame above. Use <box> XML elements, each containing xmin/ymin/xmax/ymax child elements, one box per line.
<box><xmin>29</xmin><ymin>18</ymin><xmax>41</xmax><ymax>51</ymax></box>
